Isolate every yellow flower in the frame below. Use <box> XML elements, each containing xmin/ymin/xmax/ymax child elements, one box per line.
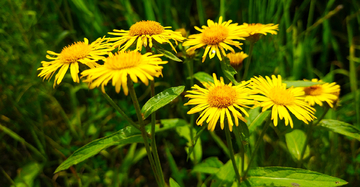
<box><xmin>183</xmin><ymin>16</ymin><xmax>249</xmax><ymax>62</ymax></box>
<box><xmin>185</xmin><ymin>73</ymin><xmax>253</xmax><ymax>131</ymax></box>
<box><xmin>81</xmin><ymin>51</ymin><xmax>167</xmax><ymax>95</ymax></box>
<box><xmin>303</xmin><ymin>79</ymin><xmax>340</xmax><ymax>108</ymax></box>
<box><xmin>250</xmin><ymin>75</ymin><xmax>316</xmax><ymax>128</ymax></box>
<box><xmin>38</xmin><ymin>37</ymin><xmax>112</xmax><ymax>87</ymax></box>
<box><xmin>241</xmin><ymin>23</ymin><xmax>279</xmax><ymax>42</ymax></box>
<box><xmin>226</xmin><ymin>52</ymin><xmax>248</xmax><ymax>70</ymax></box>
<box><xmin>108</xmin><ymin>20</ymin><xmax>185</xmax><ymax>52</ymax></box>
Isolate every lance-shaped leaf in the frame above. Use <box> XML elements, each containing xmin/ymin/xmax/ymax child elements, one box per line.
<box><xmin>192</xmin><ymin>157</ymin><xmax>224</xmax><ymax>175</ymax></box>
<box><xmin>169</xmin><ymin>178</ymin><xmax>181</xmax><ymax>187</ymax></box>
<box><xmin>211</xmin><ymin>156</ymin><xmax>240</xmax><ymax>187</ymax></box>
<box><xmin>241</xmin><ymin>167</ymin><xmax>347</xmax><ymax>187</ymax></box>
<box><xmin>13</xmin><ymin>162</ymin><xmax>43</xmax><ymax>187</ymax></box>
<box><xmin>194</xmin><ymin>71</ymin><xmax>214</xmax><ymax>84</ymax></box>
<box><xmin>54</xmin><ymin>126</ymin><xmax>143</xmax><ymax>173</ymax></box>
<box><xmin>141</xmin><ymin>86</ymin><xmax>185</xmax><ymax>119</ymax></box>
<box><xmin>220</xmin><ymin>58</ymin><xmax>238</xmax><ymax>85</ymax></box>
<box><xmin>156</xmin><ymin>48</ymin><xmax>182</xmax><ymax>62</ymax></box>
<box><xmin>176</xmin><ymin>125</ymin><xmax>202</xmax><ymax>163</ymax></box>
<box><xmin>246</xmin><ymin>108</ymin><xmax>271</xmax><ymax>134</ymax></box>
<box><xmin>285</xmin><ymin>129</ymin><xmax>310</xmax><ymax>161</ymax></box>
<box><xmin>283</xmin><ymin>80</ymin><xmax>324</xmax><ymax>88</ymax></box>
<box><xmin>318</xmin><ymin>119</ymin><xmax>360</xmax><ymax>141</ymax></box>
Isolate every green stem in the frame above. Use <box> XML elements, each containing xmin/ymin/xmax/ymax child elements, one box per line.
<box><xmin>243</xmin><ymin>117</ymin><xmax>271</xmax><ymax>179</ymax></box>
<box><xmin>219</xmin><ymin>0</ymin><xmax>225</xmax><ymax>19</ymax></box>
<box><xmin>186</xmin><ymin>58</ymin><xmax>203</xmax><ymax>186</ymax></box>
<box><xmin>150</xmin><ymin>81</ymin><xmax>166</xmax><ymax>186</ymax></box>
<box><xmin>236</xmin><ymin>69</ymin><xmax>242</xmax><ymax>82</ymax></box>
<box><xmin>225</xmin><ymin>125</ymin><xmax>241</xmax><ymax>184</ymax></box>
<box><xmin>233</xmin><ymin>125</ymin><xmax>245</xmax><ymax>176</ymax></box>
<box><xmin>298</xmin><ymin>106</ymin><xmax>330</xmax><ymax>167</ymax></box>
<box><xmin>127</xmin><ymin>78</ymin><xmax>163</xmax><ymax>187</ymax></box>
<box><xmin>346</xmin><ymin>16</ymin><xmax>360</xmax><ymax>128</ymax></box>
<box><xmin>239</xmin><ymin>131</ymin><xmax>245</xmax><ymax>176</ymax></box>
<box><xmin>242</xmin><ymin>42</ymin><xmax>255</xmax><ymax>80</ymax></box>
<box><xmin>102</xmin><ymin>92</ymin><xmax>141</xmax><ymax>131</ymax></box>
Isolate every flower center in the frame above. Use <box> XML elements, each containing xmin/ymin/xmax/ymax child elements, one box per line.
<box><xmin>304</xmin><ymin>85</ymin><xmax>323</xmax><ymax>96</ymax></box>
<box><xmin>129</xmin><ymin>20</ymin><xmax>165</xmax><ymax>36</ymax></box>
<box><xmin>208</xmin><ymin>85</ymin><xmax>236</xmax><ymax>108</ymax></box>
<box><xmin>202</xmin><ymin>25</ymin><xmax>229</xmax><ymax>45</ymax></box>
<box><xmin>105</xmin><ymin>51</ymin><xmax>142</xmax><ymax>70</ymax></box>
<box><xmin>59</xmin><ymin>42</ymin><xmax>92</xmax><ymax>64</ymax></box>
<box><xmin>268</xmin><ymin>87</ymin><xmax>295</xmax><ymax>105</ymax></box>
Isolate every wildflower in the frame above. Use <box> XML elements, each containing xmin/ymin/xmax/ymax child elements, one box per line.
<box><xmin>250</xmin><ymin>75</ymin><xmax>316</xmax><ymax>128</ymax></box>
<box><xmin>175</xmin><ymin>28</ymin><xmax>187</xmax><ymax>37</ymax></box>
<box><xmin>303</xmin><ymin>79</ymin><xmax>340</xmax><ymax>108</ymax></box>
<box><xmin>226</xmin><ymin>52</ymin><xmax>248</xmax><ymax>70</ymax></box>
<box><xmin>108</xmin><ymin>20</ymin><xmax>184</xmax><ymax>52</ymax></box>
<box><xmin>241</xmin><ymin>23</ymin><xmax>279</xmax><ymax>42</ymax></box>
<box><xmin>183</xmin><ymin>16</ymin><xmax>249</xmax><ymax>62</ymax></box>
<box><xmin>38</xmin><ymin>37</ymin><xmax>111</xmax><ymax>87</ymax></box>
<box><xmin>81</xmin><ymin>51</ymin><xmax>167</xmax><ymax>95</ymax></box>
<box><xmin>185</xmin><ymin>73</ymin><xmax>253</xmax><ymax>131</ymax></box>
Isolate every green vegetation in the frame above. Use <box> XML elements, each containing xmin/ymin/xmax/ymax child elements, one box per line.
<box><xmin>1</xmin><ymin>0</ymin><xmax>360</xmax><ymax>186</ymax></box>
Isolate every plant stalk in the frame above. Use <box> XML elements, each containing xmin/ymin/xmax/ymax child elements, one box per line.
<box><xmin>128</xmin><ymin>77</ymin><xmax>164</xmax><ymax>187</ymax></box>
<box><xmin>298</xmin><ymin>106</ymin><xmax>330</xmax><ymax>167</ymax></box>
<box><xmin>150</xmin><ymin>80</ymin><xmax>166</xmax><ymax>186</ymax></box>
<box><xmin>242</xmin><ymin>42</ymin><xmax>255</xmax><ymax>80</ymax></box>
<box><xmin>225</xmin><ymin>124</ymin><xmax>241</xmax><ymax>184</ymax></box>
<box><xmin>243</xmin><ymin>117</ymin><xmax>271</xmax><ymax>179</ymax></box>
<box><xmin>102</xmin><ymin>92</ymin><xmax>141</xmax><ymax>131</ymax></box>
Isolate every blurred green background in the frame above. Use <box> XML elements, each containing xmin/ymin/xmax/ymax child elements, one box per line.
<box><xmin>1</xmin><ymin>0</ymin><xmax>360</xmax><ymax>186</ymax></box>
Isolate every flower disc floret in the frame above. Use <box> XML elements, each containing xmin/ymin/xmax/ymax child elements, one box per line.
<box><xmin>208</xmin><ymin>85</ymin><xmax>236</xmax><ymax>108</ymax></box>
<box><xmin>129</xmin><ymin>21</ymin><xmax>165</xmax><ymax>36</ymax></box>
<box><xmin>59</xmin><ymin>42</ymin><xmax>92</xmax><ymax>64</ymax></box>
<box><xmin>202</xmin><ymin>25</ymin><xmax>229</xmax><ymax>45</ymax></box>
<box><xmin>268</xmin><ymin>87</ymin><xmax>295</xmax><ymax>106</ymax></box>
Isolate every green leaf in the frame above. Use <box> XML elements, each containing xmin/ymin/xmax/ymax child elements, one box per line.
<box><xmin>0</xmin><ymin>124</ymin><xmax>46</xmax><ymax>160</ymax></box>
<box><xmin>169</xmin><ymin>178</ymin><xmax>181</xmax><ymax>187</ymax></box>
<box><xmin>188</xmin><ymin>125</ymin><xmax>207</xmax><ymax>157</ymax></box>
<box><xmin>246</xmin><ymin>108</ymin><xmax>271</xmax><ymax>134</ymax></box>
<box><xmin>285</xmin><ymin>129</ymin><xmax>310</xmax><ymax>161</ymax></box>
<box><xmin>54</xmin><ymin>126</ymin><xmax>143</xmax><ymax>173</ymax></box>
<box><xmin>71</xmin><ymin>0</ymin><xmax>93</xmax><ymax>17</ymax></box>
<box><xmin>192</xmin><ymin>157</ymin><xmax>224</xmax><ymax>175</ymax></box>
<box><xmin>283</xmin><ymin>80</ymin><xmax>324</xmax><ymax>88</ymax></box>
<box><xmin>158</xmin><ymin>118</ymin><xmax>188</xmax><ymax>132</ymax></box>
<box><xmin>211</xmin><ymin>156</ymin><xmax>240</xmax><ymax>187</ymax></box>
<box><xmin>157</xmin><ymin>48</ymin><xmax>182</xmax><ymax>62</ymax></box>
<box><xmin>237</xmin><ymin>121</ymin><xmax>250</xmax><ymax>139</ymax></box>
<box><xmin>241</xmin><ymin>167</ymin><xmax>348</xmax><ymax>187</ymax></box>
<box><xmin>12</xmin><ymin>162</ymin><xmax>43</xmax><ymax>187</ymax></box>
<box><xmin>318</xmin><ymin>119</ymin><xmax>360</xmax><ymax>141</ymax></box>
<box><xmin>176</xmin><ymin>125</ymin><xmax>202</xmax><ymax>163</ymax></box>
<box><xmin>220</xmin><ymin>58</ymin><xmax>238</xmax><ymax>85</ymax></box>
<box><xmin>194</xmin><ymin>72</ymin><xmax>214</xmax><ymax>84</ymax></box>
<box><xmin>165</xmin><ymin>142</ymin><xmax>186</xmax><ymax>187</ymax></box>
<box><xmin>141</xmin><ymin>86</ymin><xmax>185</xmax><ymax>119</ymax></box>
